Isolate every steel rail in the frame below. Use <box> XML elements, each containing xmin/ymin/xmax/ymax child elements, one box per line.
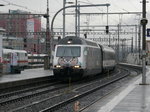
<box><xmin>8</xmin><ymin>69</ymin><xmax>119</xmax><ymax>112</ymax></box>
<box><xmin>0</xmin><ymin>81</ymin><xmax>59</xmax><ymax>99</ymax></box>
<box><xmin>39</xmin><ymin>69</ymin><xmax>129</xmax><ymax>112</ymax></box>
<box><xmin>0</xmin><ymin>83</ymin><xmax>67</xmax><ymax>106</ymax></box>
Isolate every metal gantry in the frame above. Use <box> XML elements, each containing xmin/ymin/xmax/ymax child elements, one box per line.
<box><xmin>61</xmin><ymin>3</ymin><xmax>111</xmax><ymax>38</ymax></box>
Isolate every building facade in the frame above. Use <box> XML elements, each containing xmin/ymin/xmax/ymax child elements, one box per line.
<box><xmin>0</xmin><ymin>10</ymin><xmax>45</xmax><ymax>54</ymax></box>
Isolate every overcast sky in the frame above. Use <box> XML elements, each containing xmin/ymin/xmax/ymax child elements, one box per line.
<box><xmin>0</xmin><ymin>0</ymin><xmax>149</xmax><ymax>32</ymax></box>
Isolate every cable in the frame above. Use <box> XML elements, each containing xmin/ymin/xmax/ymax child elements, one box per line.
<box><xmin>111</xmin><ymin>1</ymin><xmax>130</xmax><ymax>13</ymax></box>
<box><xmin>85</xmin><ymin>0</ymin><xmax>103</xmax><ymax>12</ymax></box>
<box><xmin>108</xmin><ymin>0</ymin><xmax>141</xmax><ymax>25</ymax></box>
<box><xmin>127</xmin><ymin>0</ymin><xmax>139</xmax><ymax>10</ymax></box>
<box><xmin>86</xmin><ymin>0</ymin><xmax>133</xmax><ymax>25</ymax></box>
<box><xmin>55</xmin><ymin>0</ymin><xmax>62</xmax><ymax>6</ymax></box>
<box><xmin>84</xmin><ymin>0</ymin><xmax>120</xmax><ymax>24</ymax></box>
<box><xmin>1</xmin><ymin>0</ymin><xmax>28</xmax><ymax>9</ymax></box>
<box><xmin>1</xmin><ymin>0</ymin><xmax>44</xmax><ymax>13</ymax></box>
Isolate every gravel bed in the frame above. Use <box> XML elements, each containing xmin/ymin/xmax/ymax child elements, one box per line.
<box><xmin>55</xmin><ymin>73</ymin><xmax>139</xmax><ymax>112</ymax></box>
<box><xmin>0</xmin><ymin>85</ymin><xmax>59</xmax><ymax>102</ymax></box>
<box><xmin>10</xmin><ymin>69</ymin><xmax>126</xmax><ymax>112</ymax></box>
<box><xmin>0</xmin><ymin>68</ymin><xmax>130</xmax><ymax>112</ymax></box>
<box><xmin>0</xmin><ymin>81</ymin><xmax>88</xmax><ymax>112</ymax></box>
<box><xmin>0</xmin><ymin>84</ymin><xmax>67</xmax><ymax>111</ymax></box>
<box><xmin>0</xmin><ymin>79</ymin><xmax>53</xmax><ymax>95</ymax></box>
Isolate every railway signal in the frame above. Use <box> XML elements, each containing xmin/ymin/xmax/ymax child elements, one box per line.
<box><xmin>84</xmin><ymin>33</ymin><xmax>87</xmax><ymax>39</ymax></box>
<box><xmin>106</xmin><ymin>25</ymin><xmax>109</xmax><ymax>34</ymax></box>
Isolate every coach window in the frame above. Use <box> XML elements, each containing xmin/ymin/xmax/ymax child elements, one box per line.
<box><xmin>84</xmin><ymin>50</ymin><xmax>87</xmax><ymax>55</ymax></box>
<box><xmin>25</xmin><ymin>53</ymin><xmax>27</xmax><ymax>56</ymax></box>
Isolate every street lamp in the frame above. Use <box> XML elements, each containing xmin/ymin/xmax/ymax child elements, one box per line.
<box><xmin>63</xmin><ymin>0</ymin><xmax>66</xmax><ymax>39</ymax></box>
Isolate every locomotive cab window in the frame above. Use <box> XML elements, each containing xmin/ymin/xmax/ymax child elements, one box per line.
<box><xmin>56</xmin><ymin>46</ymin><xmax>81</xmax><ymax>57</ymax></box>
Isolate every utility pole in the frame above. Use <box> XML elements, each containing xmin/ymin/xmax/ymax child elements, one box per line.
<box><xmin>131</xmin><ymin>37</ymin><xmax>133</xmax><ymax>53</ymax></box>
<box><xmin>109</xmin><ymin>33</ymin><xmax>111</xmax><ymax>47</ymax></box>
<box><xmin>78</xmin><ymin>4</ymin><xmax>80</xmax><ymax>37</ymax></box>
<box><xmin>141</xmin><ymin>0</ymin><xmax>148</xmax><ymax>84</ymax></box>
<box><xmin>106</xmin><ymin>4</ymin><xmax>110</xmax><ymax>47</ymax></box>
<box><xmin>121</xmin><ymin>39</ymin><xmax>123</xmax><ymax>62</ymax></box>
<box><xmin>44</xmin><ymin>0</ymin><xmax>50</xmax><ymax>69</ymax></box>
<box><xmin>138</xmin><ymin>24</ymin><xmax>141</xmax><ymax>64</ymax></box>
<box><xmin>135</xmin><ymin>25</ymin><xmax>138</xmax><ymax>52</ymax></box>
<box><xmin>131</xmin><ymin>28</ymin><xmax>134</xmax><ymax>53</ymax></box>
<box><xmin>117</xmin><ymin>24</ymin><xmax>120</xmax><ymax>62</ymax></box>
<box><xmin>106</xmin><ymin>5</ymin><xmax>109</xmax><ymax>26</ymax></box>
<box><xmin>63</xmin><ymin>0</ymin><xmax>66</xmax><ymax>38</ymax></box>
<box><xmin>75</xmin><ymin>0</ymin><xmax>78</xmax><ymax>37</ymax></box>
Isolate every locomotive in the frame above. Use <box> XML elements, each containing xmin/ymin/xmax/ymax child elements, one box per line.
<box><xmin>53</xmin><ymin>36</ymin><xmax>116</xmax><ymax>80</ymax></box>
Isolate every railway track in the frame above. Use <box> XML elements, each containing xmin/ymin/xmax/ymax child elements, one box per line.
<box><xmin>40</xmin><ymin>68</ymin><xmax>129</xmax><ymax>112</ymax></box>
<box><xmin>0</xmin><ymin>82</ymin><xmax>66</xmax><ymax>106</ymax></box>
<box><xmin>0</xmin><ymin>76</ymin><xmax>55</xmax><ymax>93</ymax></box>
<box><xmin>0</xmin><ymin>66</ymin><xmax>140</xmax><ymax>112</ymax></box>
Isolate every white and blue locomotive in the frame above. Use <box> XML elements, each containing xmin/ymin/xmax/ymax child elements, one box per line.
<box><xmin>53</xmin><ymin>36</ymin><xmax>116</xmax><ymax>80</ymax></box>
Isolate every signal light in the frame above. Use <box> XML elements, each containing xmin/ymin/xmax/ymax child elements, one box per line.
<box><xmin>43</xmin><ymin>14</ymin><xmax>49</xmax><ymax>18</ymax></box>
<box><xmin>58</xmin><ymin>36</ymin><xmax>61</xmax><ymax>41</ymax></box>
<box><xmin>106</xmin><ymin>26</ymin><xmax>109</xmax><ymax>34</ymax></box>
<box><xmin>84</xmin><ymin>33</ymin><xmax>87</xmax><ymax>39</ymax></box>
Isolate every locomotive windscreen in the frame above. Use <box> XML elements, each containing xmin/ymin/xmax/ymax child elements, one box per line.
<box><xmin>56</xmin><ymin>46</ymin><xmax>81</xmax><ymax>57</ymax></box>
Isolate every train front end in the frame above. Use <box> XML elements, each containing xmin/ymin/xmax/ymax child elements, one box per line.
<box><xmin>53</xmin><ymin>45</ymin><xmax>84</xmax><ymax>80</ymax></box>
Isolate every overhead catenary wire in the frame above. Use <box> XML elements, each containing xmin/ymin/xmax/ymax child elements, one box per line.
<box><xmin>1</xmin><ymin>0</ymin><xmax>45</xmax><ymax>14</ymax></box>
<box><xmin>127</xmin><ymin>0</ymin><xmax>139</xmax><ymax>10</ymax></box>
<box><xmin>74</xmin><ymin>0</ymin><xmax>139</xmax><ymax>37</ymax></box>
<box><xmin>1</xmin><ymin>0</ymin><xmax>28</xmax><ymax>9</ymax></box>
<box><xmin>84</xmin><ymin>0</ymin><xmax>130</xmax><ymax>25</ymax></box>
<box><xmin>108</xmin><ymin>0</ymin><xmax>142</xmax><ymax>25</ymax></box>
<box><xmin>55</xmin><ymin>0</ymin><xmax>62</xmax><ymax>6</ymax></box>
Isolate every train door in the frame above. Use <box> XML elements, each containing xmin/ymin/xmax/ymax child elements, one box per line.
<box><xmin>10</xmin><ymin>52</ymin><xmax>21</xmax><ymax>73</ymax></box>
<box><xmin>10</xmin><ymin>52</ymin><xmax>18</xmax><ymax>66</ymax></box>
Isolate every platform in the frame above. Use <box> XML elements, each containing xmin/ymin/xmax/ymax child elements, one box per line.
<box><xmin>0</xmin><ymin>68</ymin><xmax>53</xmax><ymax>89</ymax></box>
<box><xmin>82</xmin><ymin>67</ymin><xmax>150</xmax><ymax>112</ymax></box>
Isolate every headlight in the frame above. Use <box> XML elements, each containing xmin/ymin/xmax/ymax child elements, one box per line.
<box><xmin>55</xmin><ymin>65</ymin><xmax>61</xmax><ymax>68</ymax></box>
<box><xmin>74</xmin><ymin>65</ymin><xmax>80</xmax><ymax>68</ymax></box>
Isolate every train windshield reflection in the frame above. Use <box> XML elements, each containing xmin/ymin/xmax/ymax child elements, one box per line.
<box><xmin>56</xmin><ymin>46</ymin><xmax>81</xmax><ymax>57</ymax></box>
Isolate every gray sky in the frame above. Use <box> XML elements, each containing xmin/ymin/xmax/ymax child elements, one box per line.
<box><xmin>0</xmin><ymin>0</ymin><xmax>149</xmax><ymax>31</ymax></box>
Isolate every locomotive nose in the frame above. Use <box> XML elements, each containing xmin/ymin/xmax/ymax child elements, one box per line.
<box><xmin>65</xmin><ymin>58</ymin><xmax>70</xmax><ymax>62</ymax></box>
<box><xmin>65</xmin><ymin>63</ymin><xmax>70</xmax><ymax>67</ymax></box>
<box><xmin>63</xmin><ymin>66</ymin><xmax>73</xmax><ymax>76</ymax></box>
